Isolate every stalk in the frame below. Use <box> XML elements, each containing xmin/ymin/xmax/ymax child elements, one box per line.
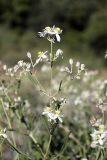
<box><xmin>96</xmin><ymin>148</ymin><xmax>101</xmax><ymax>160</ymax></box>
<box><xmin>44</xmin><ymin>40</ymin><xmax>53</xmax><ymax>160</ymax></box>
<box><xmin>0</xmin><ymin>99</ymin><xmax>19</xmax><ymax>159</ymax></box>
<box><xmin>43</xmin><ymin>134</ymin><xmax>52</xmax><ymax>160</ymax></box>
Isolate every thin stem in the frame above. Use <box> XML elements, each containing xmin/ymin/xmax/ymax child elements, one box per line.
<box><xmin>7</xmin><ymin>138</ymin><xmax>32</xmax><ymax>160</ymax></box>
<box><xmin>28</xmin><ymin>72</ymin><xmax>46</xmax><ymax>94</ymax></box>
<box><xmin>0</xmin><ymin>100</ymin><xmax>16</xmax><ymax>147</ymax></box>
<box><xmin>29</xmin><ymin>57</ymin><xmax>34</xmax><ymax>68</ymax></box>
<box><xmin>101</xmin><ymin>149</ymin><xmax>105</xmax><ymax>159</ymax></box>
<box><xmin>44</xmin><ymin>134</ymin><xmax>52</xmax><ymax>160</ymax></box>
<box><xmin>29</xmin><ymin>133</ymin><xmax>45</xmax><ymax>158</ymax></box>
<box><xmin>3</xmin><ymin>89</ymin><xmax>11</xmax><ymax>102</ymax></box>
<box><xmin>0</xmin><ymin>99</ymin><xmax>19</xmax><ymax>160</ymax></box>
<box><xmin>42</xmin><ymin>117</ymin><xmax>50</xmax><ymax>134</ymax></box>
<box><xmin>43</xmin><ymin>40</ymin><xmax>53</xmax><ymax>160</ymax></box>
<box><xmin>96</xmin><ymin>148</ymin><xmax>101</xmax><ymax>160</ymax></box>
<box><xmin>102</xmin><ymin>111</ymin><xmax>105</xmax><ymax>124</ymax></box>
<box><xmin>0</xmin><ymin>139</ymin><xmax>4</xmax><ymax>158</ymax></box>
<box><xmin>50</xmin><ymin>40</ymin><xmax>53</xmax><ymax>107</ymax></box>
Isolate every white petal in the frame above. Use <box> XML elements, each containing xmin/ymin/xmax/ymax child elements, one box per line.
<box><xmin>101</xmin><ymin>131</ymin><xmax>107</xmax><ymax>139</ymax></box>
<box><xmin>99</xmin><ymin>139</ymin><xmax>104</xmax><ymax>145</ymax></box>
<box><xmin>58</xmin><ymin>117</ymin><xmax>63</xmax><ymax>123</ymax></box>
<box><xmin>56</xmin><ymin>34</ymin><xmax>60</xmax><ymax>42</ymax></box>
<box><xmin>35</xmin><ymin>58</ymin><xmax>41</xmax><ymax>65</ymax></box>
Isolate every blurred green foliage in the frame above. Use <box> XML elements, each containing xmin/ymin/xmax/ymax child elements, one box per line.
<box><xmin>0</xmin><ymin>0</ymin><xmax>107</xmax><ymax>67</ymax></box>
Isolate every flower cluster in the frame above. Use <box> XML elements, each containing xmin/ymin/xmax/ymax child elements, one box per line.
<box><xmin>42</xmin><ymin>107</ymin><xmax>63</xmax><ymax>123</ymax></box>
<box><xmin>3</xmin><ymin>65</ymin><xmax>16</xmax><ymax>77</ymax></box>
<box><xmin>42</xmin><ymin>97</ymin><xmax>66</xmax><ymax>123</ymax></box>
<box><xmin>61</xmin><ymin>58</ymin><xmax>87</xmax><ymax>79</ymax></box>
<box><xmin>52</xmin><ymin>97</ymin><xmax>66</xmax><ymax>109</ymax></box>
<box><xmin>91</xmin><ymin>121</ymin><xmax>107</xmax><ymax>148</ymax></box>
<box><xmin>53</xmin><ymin>49</ymin><xmax>63</xmax><ymax>61</ymax></box>
<box><xmin>15</xmin><ymin>60</ymin><xmax>31</xmax><ymax>73</ymax></box>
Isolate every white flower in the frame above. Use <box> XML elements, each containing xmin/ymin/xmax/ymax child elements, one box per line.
<box><xmin>54</xmin><ymin>110</ymin><xmax>63</xmax><ymax>123</ymax></box>
<box><xmin>42</xmin><ymin>107</ymin><xmax>52</xmax><ymax>115</ymax></box>
<box><xmin>101</xmin><ymin>130</ymin><xmax>107</xmax><ymax>138</ymax></box>
<box><xmin>91</xmin><ymin>124</ymin><xmax>107</xmax><ymax>148</ymax></box>
<box><xmin>91</xmin><ymin>131</ymin><xmax>104</xmax><ymax>147</ymax></box>
<box><xmin>42</xmin><ymin>107</ymin><xmax>63</xmax><ymax>123</ymax></box>
<box><xmin>38</xmin><ymin>51</ymin><xmax>47</xmax><ymax>59</ymax></box>
<box><xmin>38</xmin><ymin>26</ymin><xmax>62</xmax><ymax>42</ymax></box>
<box><xmin>35</xmin><ymin>51</ymin><xmax>48</xmax><ymax>65</ymax></box>
<box><xmin>42</xmin><ymin>107</ymin><xmax>55</xmax><ymax>121</ymax></box>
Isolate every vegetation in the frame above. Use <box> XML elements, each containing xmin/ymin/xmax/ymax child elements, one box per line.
<box><xmin>0</xmin><ymin>26</ymin><xmax>107</xmax><ymax>160</ymax></box>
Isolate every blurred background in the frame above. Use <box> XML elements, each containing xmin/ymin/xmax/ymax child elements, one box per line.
<box><xmin>0</xmin><ymin>0</ymin><xmax>107</xmax><ymax>69</ymax></box>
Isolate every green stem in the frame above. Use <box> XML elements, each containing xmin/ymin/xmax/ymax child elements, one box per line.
<box><xmin>101</xmin><ymin>149</ymin><xmax>105</xmax><ymax>159</ymax></box>
<box><xmin>0</xmin><ymin>100</ymin><xmax>16</xmax><ymax>146</ymax></box>
<box><xmin>0</xmin><ymin>139</ymin><xmax>4</xmax><ymax>158</ymax></box>
<box><xmin>29</xmin><ymin>133</ymin><xmax>45</xmax><ymax>158</ymax></box>
<box><xmin>0</xmin><ymin>99</ymin><xmax>19</xmax><ymax>160</ymax></box>
<box><xmin>44</xmin><ymin>134</ymin><xmax>52</xmax><ymax>160</ymax></box>
<box><xmin>7</xmin><ymin>138</ymin><xmax>32</xmax><ymax>160</ymax></box>
<box><xmin>50</xmin><ymin>40</ymin><xmax>53</xmax><ymax>107</ymax></box>
<box><xmin>3</xmin><ymin>89</ymin><xmax>11</xmax><ymax>102</ymax></box>
<box><xmin>102</xmin><ymin>111</ymin><xmax>105</xmax><ymax>124</ymax></box>
<box><xmin>43</xmin><ymin>40</ymin><xmax>53</xmax><ymax>160</ymax></box>
<box><xmin>96</xmin><ymin>148</ymin><xmax>101</xmax><ymax>160</ymax></box>
<box><xmin>27</xmin><ymin>72</ymin><xmax>46</xmax><ymax>94</ymax></box>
